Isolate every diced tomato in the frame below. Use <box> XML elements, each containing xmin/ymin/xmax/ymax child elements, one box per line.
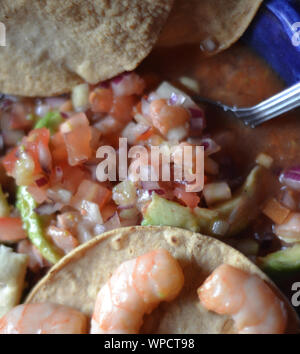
<box><xmin>90</xmin><ymin>126</ymin><xmax>102</xmax><ymax>151</ymax></box>
<box><xmin>262</xmin><ymin>198</ymin><xmax>291</xmax><ymax>225</ymax></box>
<box><xmin>89</xmin><ymin>88</ymin><xmax>113</xmax><ymax>113</ymax></box>
<box><xmin>0</xmin><ymin>217</ymin><xmax>27</xmax><ymax>242</ymax></box>
<box><xmin>50</xmin><ymin>132</ymin><xmax>68</xmax><ymax>164</ymax></box>
<box><xmin>136</xmin><ymin>127</ymin><xmax>154</xmax><ymax>142</ymax></box>
<box><xmin>60</xmin><ymin>164</ymin><xmax>87</xmax><ymax>194</ymax></box>
<box><xmin>3</xmin><ymin>128</ymin><xmax>51</xmax><ymax>179</ymax></box>
<box><xmin>2</xmin><ymin>147</ymin><xmax>18</xmax><ymax>175</ymax></box>
<box><xmin>72</xmin><ymin>179</ymin><xmax>112</xmax><ymax>210</ymax></box>
<box><xmin>60</xmin><ymin>113</ymin><xmax>92</xmax><ymax>166</ymax></box>
<box><xmin>149</xmin><ymin>99</ymin><xmax>190</xmax><ymax>137</ymax></box>
<box><xmin>101</xmin><ymin>202</ymin><xmax>117</xmax><ymax>222</ymax></box>
<box><xmin>174</xmin><ymin>186</ymin><xmax>200</xmax><ymax>209</ymax></box>
<box><xmin>47</xmin><ymin>226</ymin><xmax>78</xmax><ymax>255</ymax></box>
<box><xmin>27</xmin><ymin>185</ymin><xmax>48</xmax><ymax>204</ymax></box>
<box><xmin>110</xmin><ymin>95</ymin><xmax>136</xmax><ymax>123</ymax></box>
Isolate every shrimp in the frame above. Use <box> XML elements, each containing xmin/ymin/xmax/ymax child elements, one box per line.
<box><xmin>198</xmin><ymin>264</ymin><xmax>287</xmax><ymax>334</ymax></box>
<box><xmin>91</xmin><ymin>248</ymin><xmax>184</xmax><ymax>334</ymax></box>
<box><xmin>0</xmin><ymin>303</ymin><xmax>88</xmax><ymax>334</ymax></box>
<box><xmin>149</xmin><ymin>99</ymin><xmax>189</xmax><ymax>141</ymax></box>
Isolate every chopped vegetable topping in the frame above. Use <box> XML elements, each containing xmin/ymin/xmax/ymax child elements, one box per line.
<box><xmin>34</xmin><ymin>111</ymin><xmax>63</xmax><ymax>134</ymax></box>
<box><xmin>16</xmin><ymin>186</ymin><xmax>62</xmax><ymax>264</ymax></box>
<box><xmin>262</xmin><ymin>198</ymin><xmax>290</xmax><ymax>225</ymax></box>
<box><xmin>0</xmin><ymin>217</ymin><xmax>27</xmax><ymax>243</ymax></box>
<box><xmin>0</xmin><ymin>70</ymin><xmax>297</xmax><ymax>283</ymax></box>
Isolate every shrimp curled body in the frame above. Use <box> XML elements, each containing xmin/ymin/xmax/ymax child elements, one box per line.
<box><xmin>91</xmin><ymin>248</ymin><xmax>184</xmax><ymax>334</ymax></box>
<box><xmin>198</xmin><ymin>264</ymin><xmax>287</xmax><ymax>334</ymax></box>
<box><xmin>0</xmin><ymin>303</ymin><xmax>88</xmax><ymax>334</ymax></box>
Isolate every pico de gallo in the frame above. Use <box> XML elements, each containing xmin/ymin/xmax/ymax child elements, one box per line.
<box><xmin>0</xmin><ymin>65</ymin><xmax>300</xmax><ymax>292</ymax></box>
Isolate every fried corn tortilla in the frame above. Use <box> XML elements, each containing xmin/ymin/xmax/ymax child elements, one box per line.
<box><xmin>157</xmin><ymin>0</ymin><xmax>263</xmax><ymax>53</ymax></box>
<box><xmin>0</xmin><ymin>0</ymin><xmax>173</xmax><ymax>96</ymax></box>
<box><xmin>26</xmin><ymin>226</ymin><xmax>300</xmax><ymax>334</ymax></box>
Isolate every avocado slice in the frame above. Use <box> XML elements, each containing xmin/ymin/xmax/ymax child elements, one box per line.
<box><xmin>209</xmin><ymin>165</ymin><xmax>268</xmax><ymax>237</ymax></box>
<box><xmin>141</xmin><ymin>193</ymin><xmax>199</xmax><ymax>232</ymax></box>
<box><xmin>142</xmin><ymin>166</ymin><xmax>268</xmax><ymax>237</ymax></box>
<box><xmin>193</xmin><ymin>207</ymin><xmax>220</xmax><ymax>235</ymax></box>
<box><xmin>260</xmin><ymin>244</ymin><xmax>300</xmax><ymax>274</ymax></box>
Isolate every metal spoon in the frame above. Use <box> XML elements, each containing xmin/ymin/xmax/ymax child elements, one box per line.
<box><xmin>193</xmin><ymin>82</ymin><xmax>300</xmax><ymax>127</ymax></box>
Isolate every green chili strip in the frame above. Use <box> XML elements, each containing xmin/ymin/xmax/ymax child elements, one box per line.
<box><xmin>34</xmin><ymin>111</ymin><xmax>63</xmax><ymax>134</ymax></box>
<box><xmin>16</xmin><ymin>186</ymin><xmax>61</xmax><ymax>264</ymax></box>
<box><xmin>14</xmin><ymin>113</ymin><xmax>64</xmax><ymax>264</ymax></box>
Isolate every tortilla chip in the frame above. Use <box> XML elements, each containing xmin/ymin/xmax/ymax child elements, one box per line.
<box><xmin>26</xmin><ymin>226</ymin><xmax>299</xmax><ymax>334</ymax></box>
<box><xmin>0</xmin><ymin>0</ymin><xmax>173</xmax><ymax>96</ymax></box>
<box><xmin>157</xmin><ymin>0</ymin><xmax>263</xmax><ymax>54</ymax></box>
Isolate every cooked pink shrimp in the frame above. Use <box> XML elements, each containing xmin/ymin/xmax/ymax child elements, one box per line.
<box><xmin>0</xmin><ymin>303</ymin><xmax>88</xmax><ymax>334</ymax></box>
<box><xmin>91</xmin><ymin>248</ymin><xmax>184</xmax><ymax>334</ymax></box>
<box><xmin>198</xmin><ymin>264</ymin><xmax>287</xmax><ymax>334</ymax></box>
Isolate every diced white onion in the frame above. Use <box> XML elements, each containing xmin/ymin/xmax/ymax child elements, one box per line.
<box><xmin>94</xmin><ymin>115</ymin><xmax>121</xmax><ymax>135</ymax></box>
<box><xmin>211</xmin><ymin>220</ymin><xmax>229</xmax><ymax>236</ymax></box>
<box><xmin>148</xmin><ymin>92</ymin><xmax>160</xmax><ymax>102</ymax></box>
<box><xmin>47</xmin><ymin>188</ymin><xmax>72</xmax><ymax>204</ymax></box>
<box><xmin>141</xmin><ymin>98</ymin><xmax>151</xmax><ymax>117</ymax></box>
<box><xmin>281</xmin><ymin>190</ymin><xmax>297</xmax><ymax>210</ymax></box>
<box><xmin>255</xmin><ymin>153</ymin><xmax>273</xmax><ymax>169</ymax></box>
<box><xmin>77</xmin><ymin>223</ymin><xmax>93</xmax><ymax>244</ymax></box>
<box><xmin>155</xmin><ymin>82</ymin><xmax>195</xmax><ymax>109</ymax></box>
<box><xmin>80</xmin><ymin>200</ymin><xmax>103</xmax><ymax>225</ymax></box>
<box><xmin>203</xmin><ymin>182</ymin><xmax>232</xmax><ymax>206</ymax></box>
<box><xmin>178</xmin><ymin>76</ymin><xmax>200</xmax><ymax>93</ymax></box>
<box><xmin>35</xmin><ymin>104</ymin><xmax>50</xmax><ymax>117</ymax></box>
<box><xmin>38</xmin><ymin>141</ymin><xmax>52</xmax><ymax>173</ymax></box>
<box><xmin>166</xmin><ymin>125</ymin><xmax>188</xmax><ymax>141</ymax></box>
<box><xmin>71</xmin><ymin>83</ymin><xmax>89</xmax><ymax>112</ymax></box>
<box><xmin>121</xmin><ymin>122</ymin><xmax>149</xmax><ymax>145</ymax></box>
